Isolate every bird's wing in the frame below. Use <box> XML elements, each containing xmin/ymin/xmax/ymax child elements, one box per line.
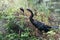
<box><xmin>33</xmin><ymin>20</ymin><xmax>44</xmax><ymax>26</ymax></box>
<box><xmin>33</xmin><ymin>20</ymin><xmax>51</xmax><ymax>29</ymax></box>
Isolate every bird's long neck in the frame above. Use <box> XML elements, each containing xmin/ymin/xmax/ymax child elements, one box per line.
<box><xmin>27</xmin><ymin>9</ymin><xmax>34</xmax><ymax>22</ymax></box>
<box><xmin>29</xmin><ymin>10</ymin><xmax>33</xmax><ymax>20</ymax></box>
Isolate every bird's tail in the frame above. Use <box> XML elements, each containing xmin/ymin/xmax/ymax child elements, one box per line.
<box><xmin>51</xmin><ymin>26</ymin><xmax>59</xmax><ymax>29</ymax></box>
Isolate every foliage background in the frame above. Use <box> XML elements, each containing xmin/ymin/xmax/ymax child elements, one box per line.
<box><xmin>0</xmin><ymin>0</ymin><xmax>60</xmax><ymax>40</ymax></box>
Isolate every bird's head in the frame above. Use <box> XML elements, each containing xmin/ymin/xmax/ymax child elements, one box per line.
<box><xmin>20</xmin><ymin>8</ymin><xmax>24</xmax><ymax>15</ymax></box>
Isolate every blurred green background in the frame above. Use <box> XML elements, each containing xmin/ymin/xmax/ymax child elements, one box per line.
<box><xmin>0</xmin><ymin>0</ymin><xmax>60</xmax><ymax>40</ymax></box>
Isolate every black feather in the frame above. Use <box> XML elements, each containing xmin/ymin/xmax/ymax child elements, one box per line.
<box><xmin>27</xmin><ymin>9</ymin><xmax>52</xmax><ymax>32</ymax></box>
<box><xmin>20</xmin><ymin>8</ymin><xmax>24</xmax><ymax>13</ymax></box>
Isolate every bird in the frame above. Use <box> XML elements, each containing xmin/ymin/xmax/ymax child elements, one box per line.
<box><xmin>20</xmin><ymin>8</ymin><xmax>24</xmax><ymax>13</ymax></box>
<box><xmin>26</xmin><ymin>8</ymin><xmax>58</xmax><ymax>32</ymax></box>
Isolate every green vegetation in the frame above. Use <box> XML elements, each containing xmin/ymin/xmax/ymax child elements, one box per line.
<box><xmin>0</xmin><ymin>0</ymin><xmax>60</xmax><ymax>40</ymax></box>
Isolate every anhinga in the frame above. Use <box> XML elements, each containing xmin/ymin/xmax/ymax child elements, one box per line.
<box><xmin>19</xmin><ymin>8</ymin><xmax>24</xmax><ymax>15</ymax></box>
<box><xmin>26</xmin><ymin>9</ymin><xmax>58</xmax><ymax>32</ymax></box>
<box><xmin>20</xmin><ymin>8</ymin><xmax>24</xmax><ymax>13</ymax></box>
